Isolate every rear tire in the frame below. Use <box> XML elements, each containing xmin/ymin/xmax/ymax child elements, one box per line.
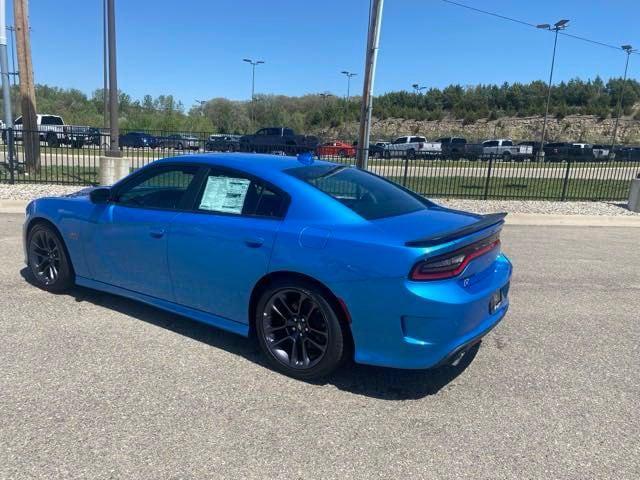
<box><xmin>255</xmin><ymin>279</ymin><xmax>346</xmax><ymax>380</ymax></box>
<box><xmin>27</xmin><ymin>223</ymin><xmax>74</xmax><ymax>293</ymax></box>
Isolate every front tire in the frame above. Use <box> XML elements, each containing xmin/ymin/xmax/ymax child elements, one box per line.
<box><xmin>255</xmin><ymin>279</ymin><xmax>346</xmax><ymax>380</ymax></box>
<box><xmin>27</xmin><ymin>223</ymin><xmax>74</xmax><ymax>293</ymax></box>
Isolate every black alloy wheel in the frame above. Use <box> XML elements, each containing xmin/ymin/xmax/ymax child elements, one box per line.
<box><xmin>27</xmin><ymin>224</ymin><xmax>73</xmax><ymax>292</ymax></box>
<box><xmin>256</xmin><ymin>281</ymin><xmax>346</xmax><ymax>379</ymax></box>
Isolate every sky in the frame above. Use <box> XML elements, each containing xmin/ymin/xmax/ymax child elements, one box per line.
<box><xmin>8</xmin><ymin>0</ymin><xmax>640</xmax><ymax>109</ymax></box>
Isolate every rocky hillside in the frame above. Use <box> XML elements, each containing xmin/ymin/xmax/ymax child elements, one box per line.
<box><xmin>322</xmin><ymin>114</ymin><xmax>640</xmax><ymax>144</ymax></box>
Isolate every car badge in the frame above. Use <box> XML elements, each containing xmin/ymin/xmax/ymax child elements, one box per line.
<box><xmin>297</xmin><ymin>151</ymin><xmax>314</xmax><ymax>165</ymax></box>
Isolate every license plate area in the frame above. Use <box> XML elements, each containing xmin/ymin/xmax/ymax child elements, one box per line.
<box><xmin>489</xmin><ymin>283</ymin><xmax>509</xmax><ymax>314</ymax></box>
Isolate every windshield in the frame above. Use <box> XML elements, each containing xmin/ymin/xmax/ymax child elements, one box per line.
<box><xmin>287</xmin><ymin>165</ymin><xmax>430</xmax><ymax>220</ymax></box>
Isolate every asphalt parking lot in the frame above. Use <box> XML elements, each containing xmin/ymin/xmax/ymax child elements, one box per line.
<box><xmin>1</xmin><ymin>213</ymin><xmax>638</xmax><ymax>479</ymax></box>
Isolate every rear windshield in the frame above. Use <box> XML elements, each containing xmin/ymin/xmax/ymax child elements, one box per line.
<box><xmin>287</xmin><ymin>165</ymin><xmax>428</xmax><ymax>220</ymax></box>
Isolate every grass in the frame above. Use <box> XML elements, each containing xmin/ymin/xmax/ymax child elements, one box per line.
<box><xmin>1</xmin><ymin>164</ymin><xmax>633</xmax><ymax>201</ymax></box>
<box><xmin>390</xmin><ymin>176</ymin><xmax>632</xmax><ymax>201</ymax></box>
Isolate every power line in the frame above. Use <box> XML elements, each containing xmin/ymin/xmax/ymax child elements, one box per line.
<box><xmin>439</xmin><ymin>0</ymin><xmax>638</xmax><ymax>55</ymax></box>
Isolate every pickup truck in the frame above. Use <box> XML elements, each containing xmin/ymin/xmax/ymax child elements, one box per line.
<box><xmin>239</xmin><ymin>127</ymin><xmax>318</xmax><ymax>154</ymax></box>
<box><xmin>9</xmin><ymin>114</ymin><xmax>90</xmax><ymax>148</ymax></box>
<box><xmin>383</xmin><ymin>135</ymin><xmax>441</xmax><ymax>159</ymax></box>
<box><xmin>435</xmin><ymin>136</ymin><xmax>467</xmax><ymax>159</ymax></box>
<box><xmin>467</xmin><ymin>139</ymin><xmax>533</xmax><ymax>161</ymax></box>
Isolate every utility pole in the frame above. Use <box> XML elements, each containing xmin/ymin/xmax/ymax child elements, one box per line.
<box><xmin>356</xmin><ymin>0</ymin><xmax>384</xmax><ymax>169</ymax></box>
<box><xmin>102</xmin><ymin>0</ymin><xmax>108</xmax><ymax>129</ymax></box>
<box><xmin>0</xmin><ymin>0</ymin><xmax>15</xmax><ymax>174</ymax></box>
<box><xmin>14</xmin><ymin>0</ymin><xmax>39</xmax><ymax>171</ymax></box>
<box><xmin>537</xmin><ymin>19</ymin><xmax>569</xmax><ymax>161</ymax></box>
<box><xmin>610</xmin><ymin>44</ymin><xmax>635</xmax><ymax>157</ymax></box>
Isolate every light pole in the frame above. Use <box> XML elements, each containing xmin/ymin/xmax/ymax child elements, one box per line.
<box><xmin>195</xmin><ymin>99</ymin><xmax>205</xmax><ymax>116</ymax></box>
<box><xmin>243</xmin><ymin>58</ymin><xmax>264</xmax><ymax>126</ymax></box>
<box><xmin>341</xmin><ymin>70</ymin><xmax>357</xmax><ymax>101</ymax></box>
<box><xmin>610</xmin><ymin>44</ymin><xmax>635</xmax><ymax>157</ymax></box>
<box><xmin>412</xmin><ymin>83</ymin><xmax>426</xmax><ymax>94</ymax></box>
<box><xmin>537</xmin><ymin>19</ymin><xmax>569</xmax><ymax>160</ymax></box>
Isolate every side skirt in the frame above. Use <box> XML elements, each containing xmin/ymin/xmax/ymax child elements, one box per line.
<box><xmin>75</xmin><ymin>276</ymin><xmax>250</xmax><ymax>337</ymax></box>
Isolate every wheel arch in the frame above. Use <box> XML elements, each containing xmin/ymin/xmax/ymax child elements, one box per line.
<box><xmin>248</xmin><ymin>270</ymin><xmax>354</xmax><ymax>352</ymax></box>
<box><xmin>26</xmin><ymin>216</ymin><xmax>75</xmax><ymax>275</ymax></box>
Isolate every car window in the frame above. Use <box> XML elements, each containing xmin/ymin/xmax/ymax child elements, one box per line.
<box><xmin>287</xmin><ymin>165</ymin><xmax>428</xmax><ymax>220</ymax></box>
<box><xmin>452</xmin><ymin>138</ymin><xmax>466</xmax><ymax>144</ymax></box>
<box><xmin>266</xmin><ymin>128</ymin><xmax>281</xmax><ymax>136</ymax></box>
<box><xmin>410</xmin><ymin>136</ymin><xmax>426</xmax><ymax>143</ymax></box>
<box><xmin>283</xmin><ymin>128</ymin><xmax>294</xmax><ymax>136</ymax></box>
<box><xmin>393</xmin><ymin>137</ymin><xmax>407</xmax><ymax>145</ymax></box>
<box><xmin>502</xmin><ymin>140</ymin><xmax>513</xmax><ymax>146</ymax></box>
<box><xmin>196</xmin><ymin>170</ymin><xmax>286</xmax><ymax>218</ymax></box>
<box><xmin>115</xmin><ymin>165</ymin><xmax>199</xmax><ymax>210</ymax></box>
<box><xmin>484</xmin><ymin>140</ymin><xmax>498</xmax><ymax>147</ymax></box>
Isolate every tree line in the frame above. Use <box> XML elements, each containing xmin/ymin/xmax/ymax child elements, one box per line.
<box><xmin>1</xmin><ymin>77</ymin><xmax>638</xmax><ymax>134</ymax></box>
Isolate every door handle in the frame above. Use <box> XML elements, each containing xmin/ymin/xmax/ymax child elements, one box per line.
<box><xmin>244</xmin><ymin>237</ymin><xmax>264</xmax><ymax>248</ymax></box>
<box><xmin>149</xmin><ymin>228</ymin><xmax>165</xmax><ymax>239</ymax></box>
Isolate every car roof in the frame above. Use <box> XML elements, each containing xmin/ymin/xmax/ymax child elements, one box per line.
<box><xmin>153</xmin><ymin>153</ymin><xmax>336</xmax><ymax>177</ymax></box>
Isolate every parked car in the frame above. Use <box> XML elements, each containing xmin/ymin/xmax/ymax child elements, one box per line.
<box><xmin>590</xmin><ymin>144</ymin><xmax>610</xmax><ymax>160</ymax></box>
<box><xmin>351</xmin><ymin>140</ymin><xmax>385</xmax><ymax>159</ymax></box>
<box><xmin>467</xmin><ymin>139</ymin><xmax>533</xmax><ymax>161</ymax></box>
<box><xmin>384</xmin><ymin>135</ymin><xmax>441</xmax><ymax>159</ymax></box>
<box><xmin>613</xmin><ymin>145</ymin><xmax>640</xmax><ymax>161</ymax></box>
<box><xmin>315</xmin><ymin>141</ymin><xmax>356</xmax><ymax>158</ymax></box>
<box><xmin>119</xmin><ymin>132</ymin><xmax>158</xmax><ymax>149</ymax></box>
<box><xmin>5</xmin><ymin>114</ymin><xmax>89</xmax><ymax>148</ymax></box>
<box><xmin>205</xmin><ymin>134</ymin><xmax>241</xmax><ymax>152</ymax></box>
<box><xmin>436</xmin><ymin>137</ymin><xmax>467</xmax><ymax>159</ymax></box>
<box><xmin>239</xmin><ymin>127</ymin><xmax>319</xmax><ymax>154</ymax></box>
<box><xmin>517</xmin><ymin>141</ymin><xmax>541</xmax><ymax>158</ymax></box>
<box><xmin>23</xmin><ymin>154</ymin><xmax>512</xmax><ymax>379</ymax></box>
<box><xmin>158</xmin><ymin>134</ymin><xmax>200</xmax><ymax>150</ymax></box>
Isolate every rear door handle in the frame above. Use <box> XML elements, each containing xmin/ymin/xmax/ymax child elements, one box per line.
<box><xmin>244</xmin><ymin>237</ymin><xmax>264</xmax><ymax>248</ymax></box>
<box><xmin>149</xmin><ymin>228</ymin><xmax>165</xmax><ymax>239</ymax></box>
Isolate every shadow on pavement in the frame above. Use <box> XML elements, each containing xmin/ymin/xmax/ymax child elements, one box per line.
<box><xmin>21</xmin><ymin>268</ymin><xmax>478</xmax><ymax>400</ymax></box>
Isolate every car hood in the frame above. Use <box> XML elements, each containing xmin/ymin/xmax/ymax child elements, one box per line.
<box><xmin>371</xmin><ymin>205</ymin><xmax>483</xmax><ymax>244</ymax></box>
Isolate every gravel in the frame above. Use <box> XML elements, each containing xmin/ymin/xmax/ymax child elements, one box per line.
<box><xmin>1</xmin><ymin>183</ymin><xmax>638</xmax><ymax>216</ymax></box>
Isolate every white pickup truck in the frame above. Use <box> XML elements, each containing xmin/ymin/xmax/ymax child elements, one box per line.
<box><xmin>12</xmin><ymin>114</ymin><xmax>90</xmax><ymax>148</ymax></box>
<box><xmin>384</xmin><ymin>135</ymin><xmax>441</xmax><ymax>159</ymax></box>
<box><xmin>468</xmin><ymin>139</ymin><xmax>533</xmax><ymax>161</ymax></box>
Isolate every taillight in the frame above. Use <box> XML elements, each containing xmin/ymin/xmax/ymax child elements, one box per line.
<box><xmin>410</xmin><ymin>235</ymin><xmax>501</xmax><ymax>281</ymax></box>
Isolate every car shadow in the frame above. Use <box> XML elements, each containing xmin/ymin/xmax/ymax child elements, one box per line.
<box><xmin>21</xmin><ymin>268</ymin><xmax>478</xmax><ymax>400</ymax></box>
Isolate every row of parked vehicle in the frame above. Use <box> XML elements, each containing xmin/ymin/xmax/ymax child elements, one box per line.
<box><xmin>316</xmin><ymin>136</ymin><xmax>633</xmax><ymax>162</ymax></box>
<box><xmin>3</xmin><ymin>114</ymin><xmax>639</xmax><ymax>161</ymax></box>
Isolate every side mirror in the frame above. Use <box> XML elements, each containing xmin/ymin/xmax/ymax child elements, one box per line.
<box><xmin>90</xmin><ymin>187</ymin><xmax>111</xmax><ymax>204</ymax></box>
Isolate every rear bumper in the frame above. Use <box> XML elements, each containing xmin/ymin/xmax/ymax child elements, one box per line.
<box><xmin>330</xmin><ymin>253</ymin><xmax>512</xmax><ymax>370</ymax></box>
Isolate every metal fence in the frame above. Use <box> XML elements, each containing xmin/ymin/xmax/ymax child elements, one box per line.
<box><xmin>2</xmin><ymin>127</ymin><xmax>639</xmax><ymax>202</ymax></box>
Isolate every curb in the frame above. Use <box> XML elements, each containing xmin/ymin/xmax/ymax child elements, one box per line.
<box><xmin>1</xmin><ymin>199</ymin><xmax>639</xmax><ymax>227</ymax></box>
<box><xmin>506</xmin><ymin>213</ymin><xmax>640</xmax><ymax>227</ymax></box>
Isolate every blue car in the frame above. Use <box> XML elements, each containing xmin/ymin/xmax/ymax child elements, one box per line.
<box><xmin>119</xmin><ymin>131</ymin><xmax>158</xmax><ymax>149</ymax></box>
<box><xmin>23</xmin><ymin>154</ymin><xmax>511</xmax><ymax>379</ymax></box>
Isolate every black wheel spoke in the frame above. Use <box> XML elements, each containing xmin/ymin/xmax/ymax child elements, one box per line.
<box><xmin>262</xmin><ymin>288</ymin><xmax>330</xmax><ymax>371</ymax></box>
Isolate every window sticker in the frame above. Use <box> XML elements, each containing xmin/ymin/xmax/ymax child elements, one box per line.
<box><xmin>199</xmin><ymin>176</ymin><xmax>251</xmax><ymax>214</ymax></box>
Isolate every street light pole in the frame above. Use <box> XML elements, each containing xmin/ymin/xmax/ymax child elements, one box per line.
<box><xmin>610</xmin><ymin>45</ymin><xmax>635</xmax><ymax>156</ymax></box>
<box><xmin>243</xmin><ymin>58</ymin><xmax>264</xmax><ymax>126</ymax></box>
<box><xmin>341</xmin><ymin>70</ymin><xmax>357</xmax><ymax>102</ymax></box>
<box><xmin>412</xmin><ymin>83</ymin><xmax>426</xmax><ymax>95</ymax></box>
<box><xmin>106</xmin><ymin>0</ymin><xmax>120</xmax><ymax>156</ymax></box>
<box><xmin>537</xmin><ymin>19</ymin><xmax>569</xmax><ymax>160</ymax></box>
<box><xmin>102</xmin><ymin>0</ymin><xmax>108</xmax><ymax>129</ymax></box>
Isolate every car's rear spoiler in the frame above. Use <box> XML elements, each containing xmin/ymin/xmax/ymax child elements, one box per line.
<box><xmin>405</xmin><ymin>212</ymin><xmax>507</xmax><ymax>247</ymax></box>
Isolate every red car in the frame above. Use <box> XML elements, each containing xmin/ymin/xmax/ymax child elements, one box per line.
<box><xmin>316</xmin><ymin>141</ymin><xmax>356</xmax><ymax>158</ymax></box>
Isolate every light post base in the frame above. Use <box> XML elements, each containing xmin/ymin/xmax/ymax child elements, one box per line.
<box><xmin>628</xmin><ymin>178</ymin><xmax>640</xmax><ymax>213</ymax></box>
<box><xmin>99</xmin><ymin>154</ymin><xmax>130</xmax><ymax>186</ymax></box>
